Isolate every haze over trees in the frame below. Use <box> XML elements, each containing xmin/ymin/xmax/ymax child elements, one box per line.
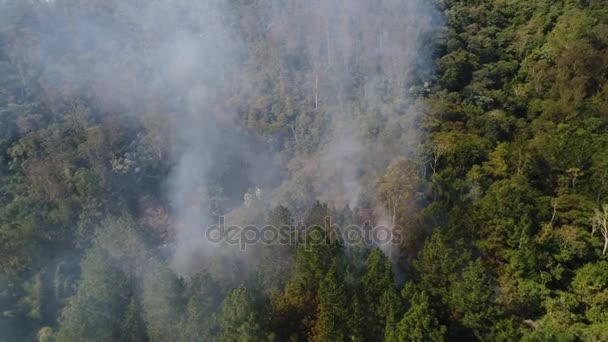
<box><xmin>0</xmin><ymin>0</ymin><xmax>607</xmax><ymax>341</ymax></box>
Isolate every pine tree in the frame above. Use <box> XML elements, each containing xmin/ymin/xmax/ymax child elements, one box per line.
<box><xmin>310</xmin><ymin>263</ymin><xmax>348</xmax><ymax>342</ymax></box>
<box><xmin>449</xmin><ymin>259</ymin><xmax>502</xmax><ymax>340</ymax></box>
<box><xmin>387</xmin><ymin>284</ymin><xmax>446</xmax><ymax>342</ymax></box>
<box><xmin>219</xmin><ymin>287</ymin><xmax>265</xmax><ymax>342</ymax></box>
<box><xmin>361</xmin><ymin>248</ymin><xmax>396</xmax><ymax>340</ymax></box>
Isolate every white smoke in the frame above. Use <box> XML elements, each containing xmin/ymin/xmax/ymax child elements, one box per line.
<box><xmin>268</xmin><ymin>0</ymin><xmax>440</xmax><ymax>214</ymax></box>
<box><xmin>8</xmin><ymin>0</ymin><xmax>440</xmax><ymax>274</ymax></box>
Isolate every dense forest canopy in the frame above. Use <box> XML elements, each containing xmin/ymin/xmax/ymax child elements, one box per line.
<box><xmin>0</xmin><ymin>0</ymin><xmax>607</xmax><ymax>341</ymax></box>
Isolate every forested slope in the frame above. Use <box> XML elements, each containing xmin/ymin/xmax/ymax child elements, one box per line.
<box><xmin>0</xmin><ymin>0</ymin><xmax>607</xmax><ymax>341</ymax></box>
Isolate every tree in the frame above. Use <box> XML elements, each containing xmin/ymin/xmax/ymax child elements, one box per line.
<box><xmin>571</xmin><ymin>261</ymin><xmax>608</xmax><ymax>325</ymax></box>
<box><xmin>361</xmin><ymin>248</ymin><xmax>396</xmax><ymax>339</ymax></box>
<box><xmin>55</xmin><ymin>217</ymin><xmax>150</xmax><ymax>341</ymax></box>
<box><xmin>475</xmin><ymin>177</ymin><xmax>540</xmax><ymax>259</ymax></box>
<box><xmin>178</xmin><ymin>271</ymin><xmax>223</xmax><ymax>341</ymax></box>
<box><xmin>591</xmin><ymin>204</ymin><xmax>608</xmax><ymax>255</ymax></box>
<box><xmin>449</xmin><ymin>259</ymin><xmax>502</xmax><ymax>340</ymax></box>
<box><xmin>121</xmin><ymin>296</ymin><xmax>147</xmax><ymax>342</ymax></box>
<box><xmin>310</xmin><ymin>264</ymin><xmax>349</xmax><ymax>342</ymax></box>
<box><xmin>219</xmin><ymin>287</ymin><xmax>265</xmax><ymax>342</ymax></box>
<box><xmin>438</xmin><ymin>49</ymin><xmax>478</xmax><ymax>91</ymax></box>
<box><xmin>413</xmin><ymin>232</ymin><xmax>468</xmax><ymax>307</ymax></box>
<box><xmin>55</xmin><ymin>238</ymin><xmax>131</xmax><ymax>341</ymax></box>
<box><xmin>377</xmin><ymin>157</ymin><xmax>421</xmax><ymax>247</ymax></box>
<box><xmin>253</xmin><ymin>206</ymin><xmax>295</xmax><ymax>293</ymax></box>
<box><xmin>428</xmin><ymin>132</ymin><xmax>457</xmax><ymax>176</ymax></box>
<box><xmin>270</xmin><ymin>227</ymin><xmax>338</xmax><ymax>340</ymax></box>
<box><xmin>386</xmin><ymin>283</ymin><xmax>446</xmax><ymax>342</ymax></box>
<box><xmin>141</xmin><ymin>259</ymin><xmax>185</xmax><ymax>341</ymax></box>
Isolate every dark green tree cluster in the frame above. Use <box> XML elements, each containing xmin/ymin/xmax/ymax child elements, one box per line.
<box><xmin>413</xmin><ymin>0</ymin><xmax>608</xmax><ymax>340</ymax></box>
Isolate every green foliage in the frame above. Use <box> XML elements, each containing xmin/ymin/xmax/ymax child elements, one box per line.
<box><xmin>386</xmin><ymin>283</ymin><xmax>446</xmax><ymax>342</ymax></box>
<box><xmin>218</xmin><ymin>287</ymin><xmax>266</xmax><ymax>342</ymax></box>
<box><xmin>414</xmin><ymin>232</ymin><xmax>469</xmax><ymax>307</ymax></box>
<box><xmin>177</xmin><ymin>272</ymin><xmax>223</xmax><ymax>341</ymax></box>
<box><xmin>475</xmin><ymin>176</ymin><xmax>540</xmax><ymax>259</ymax></box>
<box><xmin>571</xmin><ymin>261</ymin><xmax>608</xmax><ymax>324</ymax></box>
<box><xmin>309</xmin><ymin>264</ymin><xmax>349</xmax><ymax>342</ymax></box>
<box><xmin>141</xmin><ymin>259</ymin><xmax>184</xmax><ymax>341</ymax></box>
<box><xmin>449</xmin><ymin>259</ymin><xmax>503</xmax><ymax>340</ymax></box>
<box><xmin>361</xmin><ymin>248</ymin><xmax>397</xmax><ymax>339</ymax></box>
<box><xmin>55</xmin><ymin>229</ymin><xmax>134</xmax><ymax>341</ymax></box>
<box><xmin>270</xmin><ymin>226</ymin><xmax>338</xmax><ymax>340</ymax></box>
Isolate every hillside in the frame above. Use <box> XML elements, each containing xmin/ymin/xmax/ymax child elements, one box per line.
<box><xmin>0</xmin><ymin>0</ymin><xmax>607</xmax><ymax>341</ymax></box>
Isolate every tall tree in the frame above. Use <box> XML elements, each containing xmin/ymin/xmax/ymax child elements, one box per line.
<box><xmin>219</xmin><ymin>287</ymin><xmax>266</xmax><ymax>342</ymax></box>
<box><xmin>310</xmin><ymin>263</ymin><xmax>349</xmax><ymax>342</ymax></box>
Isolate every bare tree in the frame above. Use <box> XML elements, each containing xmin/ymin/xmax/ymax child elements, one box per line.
<box><xmin>428</xmin><ymin>132</ymin><xmax>455</xmax><ymax>176</ymax></box>
<box><xmin>592</xmin><ymin>204</ymin><xmax>608</xmax><ymax>255</ymax></box>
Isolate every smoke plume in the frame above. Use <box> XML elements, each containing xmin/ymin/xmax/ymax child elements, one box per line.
<box><xmin>4</xmin><ymin>0</ymin><xmax>440</xmax><ymax>276</ymax></box>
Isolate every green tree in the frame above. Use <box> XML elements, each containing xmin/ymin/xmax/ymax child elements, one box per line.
<box><xmin>310</xmin><ymin>263</ymin><xmax>349</xmax><ymax>342</ymax></box>
<box><xmin>475</xmin><ymin>177</ymin><xmax>540</xmax><ymax>260</ymax></box>
<box><xmin>178</xmin><ymin>272</ymin><xmax>223</xmax><ymax>341</ymax></box>
<box><xmin>386</xmin><ymin>283</ymin><xmax>446</xmax><ymax>342</ymax></box>
<box><xmin>413</xmin><ymin>232</ymin><xmax>468</xmax><ymax>308</ymax></box>
<box><xmin>361</xmin><ymin>248</ymin><xmax>396</xmax><ymax>339</ymax></box>
<box><xmin>270</xmin><ymin>226</ymin><xmax>338</xmax><ymax>339</ymax></box>
<box><xmin>55</xmin><ymin>236</ymin><xmax>132</xmax><ymax>341</ymax></box>
<box><xmin>219</xmin><ymin>287</ymin><xmax>266</xmax><ymax>342</ymax></box>
<box><xmin>449</xmin><ymin>259</ymin><xmax>502</xmax><ymax>340</ymax></box>
<box><xmin>141</xmin><ymin>259</ymin><xmax>184</xmax><ymax>341</ymax></box>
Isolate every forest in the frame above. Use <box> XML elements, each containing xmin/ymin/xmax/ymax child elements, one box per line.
<box><xmin>0</xmin><ymin>0</ymin><xmax>607</xmax><ymax>341</ymax></box>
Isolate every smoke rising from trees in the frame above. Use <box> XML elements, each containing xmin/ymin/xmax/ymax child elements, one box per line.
<box><xmin>13</xmin><ymin>0</ymin><xmax>440</xmax><ymax>273</ymax></box>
